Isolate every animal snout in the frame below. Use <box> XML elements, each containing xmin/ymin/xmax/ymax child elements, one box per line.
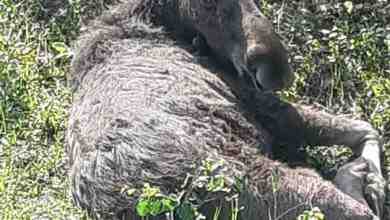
<box><xmin>246</xmin><ymin>45</ymin><xmax>294</xmax><ymax>92</ymax></box>
<box><xmin>246</xmin><ymin>45</ymin><xmax>267</xmax><ymax>71</ymax></box>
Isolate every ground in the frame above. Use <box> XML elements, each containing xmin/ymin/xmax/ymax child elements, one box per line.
<box><xmin>0</xmin><ymin>0</ymin><xmax>389</xmax><ymax>219</ymax></box>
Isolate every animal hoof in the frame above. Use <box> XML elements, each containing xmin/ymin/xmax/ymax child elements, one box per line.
<box><xmin>334</xmin><ymin>157</ymin><xmax>386</xmax><ymax>218</ymax></box>
<box><xmin>364</xmin><ymin>172</ymin><xmax>386</xmax><ymax>219</ymax></box>
<box><xmin>334</xmin><ymin>157</ymin><xmax>368</xmax><ymax>205</ymax></box>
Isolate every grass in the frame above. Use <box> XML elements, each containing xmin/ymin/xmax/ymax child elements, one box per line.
<box><xmin>0</xmin><ymin>0</ymin><xmax>389</xmax><ymax>219</ymax></box>
<box><xmin>0</xmin><ymin>0</ymin><xmax>85</xmax><ymax>219</ymax></box>
<box><xmin>264</xmin><ymin>0</ymin><xmax>390</xmax><ymax>177</ymax></box>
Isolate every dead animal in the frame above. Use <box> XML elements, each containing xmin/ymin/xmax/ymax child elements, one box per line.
<box><xmin>67</xmin><ymin>0</ymin><xmax>386</xmax><ymax>219</ymax></box>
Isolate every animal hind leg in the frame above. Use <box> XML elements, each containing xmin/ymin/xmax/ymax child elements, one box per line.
<box><xmin>292</xmin><ymin>103</ymin><xmax>386</xmax><ymax>218</ymax></box>
<box><xmin>245</xmin><ymin>92</ymin><xmax>385</xmax><ymax>218</ymax></box>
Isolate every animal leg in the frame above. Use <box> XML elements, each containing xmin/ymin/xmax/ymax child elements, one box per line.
<box><xmin>244</xmin><ymin>92</ymin><xmax>385</xmax><ymax>218</ymax></box>
<box><xmin>291</xmin><ymin>103</ymin><xmax>386</xmax><ymax>218</ymax></box>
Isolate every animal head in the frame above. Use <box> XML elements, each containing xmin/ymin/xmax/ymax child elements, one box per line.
<box><xmin>174</xmin><ymin>0</ymin><xmax>294</xmax><ymax>91</ymax></box>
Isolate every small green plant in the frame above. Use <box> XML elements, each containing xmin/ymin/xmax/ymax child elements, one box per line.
<box><xmin>136</xmin><ymin>183</ymin><xmax>178</xmax><ymax>218</ymax></box>
<box><xmin>195</xmin><ymin>159</ymin><xmax>230</xmax><ymax>193</ymax></box>
<box><xmin>193</xmin><ymin>159</ymin><xmax>240</xmax><ymax>220</ymax></box>
<box><xmin>297</xmin><ymin>207</ymin><xmax>325</xmax><ymax>220</ymax></box>
<box><xmin>130</xmin><ymin>159</ymin><xmax>243</xmax><ymax>220</ymax></box>
<box><xmin>175</xmin><ymin>202</ymin><xmax>199</xmax><ymax>220</ymax></box>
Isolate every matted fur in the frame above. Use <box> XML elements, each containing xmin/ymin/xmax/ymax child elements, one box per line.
<box><xmin>67</xmin><ymin>0</ymin><xmax>378</xmax><ymax>219</ymax></box>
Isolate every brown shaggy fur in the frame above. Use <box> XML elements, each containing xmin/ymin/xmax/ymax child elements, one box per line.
<box><xmin>67</xmin><ymin>0</ymin><xmax>383</xmax><ymax>219</ymax></box>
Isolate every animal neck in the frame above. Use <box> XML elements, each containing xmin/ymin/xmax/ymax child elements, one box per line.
<box><xmin>147</xmin><ymin>0</ymin><xmax>198</xmax><ymax>40</ymax></box>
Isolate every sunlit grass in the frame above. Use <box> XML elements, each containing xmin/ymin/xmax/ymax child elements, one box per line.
<box><xmin>0</xmin><ymin>0</ymin><xmax>85</xmax><ymax>219</ymax></box>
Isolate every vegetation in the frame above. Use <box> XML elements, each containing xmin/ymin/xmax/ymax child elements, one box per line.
<box><xmin>297</xmin><ymin>207</ymin><xmax>325</xmax><ymax>220</ymax></box>
<box><xmin>263</xmin><ymin>0</ymin><xmax>389</xmax><ymax>178</ymax></box>
<box><xmin>0</xmin><ymin>0</ymin><xmax>85</xmax><ymax>218</ymax></box>
<box><xmin>131</xmin><ymin>159</ymin><xmax>241</xmax><ymax>220</ymax></box>
<box><xmin>0</xmin><ymin>0</ymin><xmax>388</xmax><ymax>219</ymax></box>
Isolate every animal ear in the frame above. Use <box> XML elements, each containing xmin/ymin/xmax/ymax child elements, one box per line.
<box><xmin>200</xmin><ymin>0</ymin><xmax>216</xmax><ymax>9</ymax></box>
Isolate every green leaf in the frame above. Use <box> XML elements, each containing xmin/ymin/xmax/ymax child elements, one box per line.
<box><xmin>344</xmin><ymin>1</ymin><xmax>353</xmax><ymax>14</ymax></box>
<box><xmin>314</xmin><ymin>212</ymin><xmax>325</xmax><ymax>220</ymax></box>
<box><xmin>141</xmin><ymin>183</ymin><xmax>161</xmax><ymax>198</ymax></box>
<box><xmin>51</xmin><ymin>42</ymin><xmax>70</xmax><ymax>59</ymax></box>
<box><xmin>136</xmin><ymin>199</ymin><xmax>151</xmax><ymax>217</ymax></box>
<box><xmin>207</xmin><ymin>176</ymin><xmax>225</xmax><ymax>192</ymax></box>
<box><xmin>126</xmin><ymin>188</ymin><xmax>136</xmax><ymax>196</ymax></box>
<box><xmin>150</xmin><ymin>200</ymin><xmax>163</xmax><ymax>216</ymax></box>
<box><xmin>176</xmin><ymin>202</ymin><xmax>195</xmax><ymax>220</ymax></box>
<box><xmin>161</xmin><ymin>198</ymin><xmax>177</xmax><ymax>212</ymax></box>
